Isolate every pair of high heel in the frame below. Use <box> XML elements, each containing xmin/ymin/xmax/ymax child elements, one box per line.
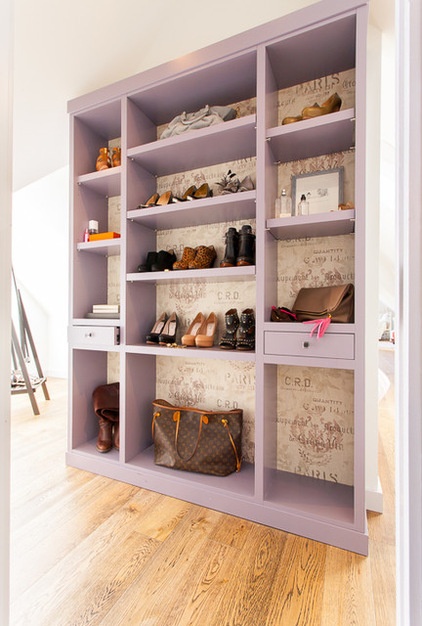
<box><xmin>219</xmin><ymin>308</ymin><xmax>255</xmax><ymax>351</ymax></box>
<box><xmin>146</xmin><ymin>312</ymin><xmax>178</xmax><ymax>345</ymax></box>
<box><xmin>181</xmin><ymin>312</ymin><xmax>218</xmax><ymax>348</ymax></box>
<box><xmin>282</xmin><ymin>92</ymin><xmax>342</xmax><ymax>125</ymax></box>
<box><xmin>172</xmin><ymin>182</ymin><xmax>212</xmax><ymax>202</ymax></box>
<box><xmin>138</xmin><ymin>183</ymin><xmax>212</xmax><ymax>209</ymax></box>
<box><xmin>138</xmin><ymin>190</ymin><xmax>173</xmax><ymax>208</ymax></box>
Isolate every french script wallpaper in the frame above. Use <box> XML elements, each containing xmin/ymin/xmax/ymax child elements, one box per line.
<box><xmin>156</xmin><ymin>357</ymin><xmax>255</xmax><ymax>464</ymax></box>
<box><xmin>276</xmin><ymin>366</ymin><xmax>354</xmax><ymax>486</ymax></box>
<box><xmin>104</xmin><ymin>72</ymin><xmax>356</xmax><ymax>477</ymax></box>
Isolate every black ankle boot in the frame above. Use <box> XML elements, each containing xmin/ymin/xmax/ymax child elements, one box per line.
<box><xmin>151</xmin><ymin>249</ymin><xmax>177</xmax><ymax>271</ymax></box>
<box><xmin>236</xmin><ymin>225</ymin><xmax>255</xmax><ymax>266</ymax></box>
<box><xmin>137</xmin><ymin>251</ymin><xmax>158</xmax><ymax>272</ymax></box>
<box><xmin>219</xmin><ymin>308</ymin><xmax>240</xmax><ymax>349</ymax></box>
<box><xmin>237</xmin><ymin>308</ymin><xmax>255</xmax><ymax>350</ymax></box>
<box><xmin>220</xmin><ymin>227</ymin><xmax>239</xmax><ymax>267</ymax></box>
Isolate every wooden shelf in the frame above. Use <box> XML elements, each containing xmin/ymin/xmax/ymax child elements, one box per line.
<box><xmin>267</xmin><ymin>209</ymin><xmax>355</xmax><ymax>239</ymax></box>
<box><xmin>126</xmin><ymin>343</ymin><xmax>256</xmax><ymax>361</ymax></box>
<box><xmin>127</xmin><ymin>265</ymin><xmax>255</xmax><ymax>283</ymax></box>
<box><xmin>127</xmin><ymin>115</ymin><xmax>256</xmax><ymax>176</ymax></box>
<box><xmin>128</xmin><ymin>190</ymin><xmax>256</xmax><ymax>230</ymax></box>
<box><xmin>76</xmin><ymin>167</ymin><xmax>121</xmax><ymax>197</ymax></box>
<box><xmin>76</xmin><ymin>239</ymin><xmax>121</xmax><ymax>256</ymax></box>
<box><xmin>267</xmin><ymin>109</ymin><xmax>355</xmax><ymax>163</ymax></box>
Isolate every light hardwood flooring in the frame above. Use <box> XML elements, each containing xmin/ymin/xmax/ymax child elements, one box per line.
<box><xmin>10</xmin><ymin>351</ymin><xmax>395</xmax><ymax>625</ymax></box>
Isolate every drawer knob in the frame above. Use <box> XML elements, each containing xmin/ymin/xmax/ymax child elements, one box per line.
<box><xmin>303</xmin><ymin>341</ymin><xmax>309</xmax><ymax>348</ymax></box>
<box><xmin>85</xmin><ymin>332</ymin><xmax>93</xmax><ymax>338</ymax></box>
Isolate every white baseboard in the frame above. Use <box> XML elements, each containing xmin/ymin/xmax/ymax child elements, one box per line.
<box><xmin>366</xmin><ymin>477</ymin><xmax>384</xmax><ymax>513</ymax></box>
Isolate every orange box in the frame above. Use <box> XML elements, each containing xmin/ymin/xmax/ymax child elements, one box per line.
<box><xmin>89</xmin><ymin>232</ymin><xmax>121</xmax><ymax>241</ymax></box>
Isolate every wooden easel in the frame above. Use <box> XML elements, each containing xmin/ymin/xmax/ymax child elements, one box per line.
<box><xmin>11</xmin><ymin>270</ymin><xmax>50</xmax><ymax>415</ymax></box>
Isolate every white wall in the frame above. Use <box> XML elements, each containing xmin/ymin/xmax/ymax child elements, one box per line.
<box><xmin>0</xmin><ymin>0</ymin><xmax>13</xmax><ymax>621</ymax></box>
<box><xmin>12</xmin><ymin>167</ymin><xmax>69</xmax><ymax>377</ymax></box>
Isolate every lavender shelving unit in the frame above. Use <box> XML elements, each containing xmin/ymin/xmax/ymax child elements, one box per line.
<box><xmin>67</xmin><ymin>0</ymin><xmax>369</xmax><ymax>554</ymax></box>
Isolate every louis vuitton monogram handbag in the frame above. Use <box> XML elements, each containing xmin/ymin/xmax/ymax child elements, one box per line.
<box><xmin>152</xmin><ymin>399</ymin><xmax>242</xmax><ymax>476</ymax></box>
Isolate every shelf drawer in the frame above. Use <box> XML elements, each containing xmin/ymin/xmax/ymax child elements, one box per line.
<box><xmin>69</xmin><ymin>325</ymin><xmax>120</xmax><ymax>346</ymax></box>
<box><xmin>264</xmin><ymin>330</ymin><xmax>354</xmax><ymax>360</ymax></box>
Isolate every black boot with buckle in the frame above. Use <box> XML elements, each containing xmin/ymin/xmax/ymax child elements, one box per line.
<box><xmin>237</xmin><ymin>308</ymin><xmax>255</xmax><ymax>350</ymax></box>
<box><xmin>220</xmin><ymin>227</ymin><xmax>239</xmax><ymax>267</ymax></box>
<box><xmin>236</xmin><ymin>225</ymin><xmax>255</xmax><ymax>266</ymax></box>
<box><xmin>219</xmin><ymin>308</ymin><xmax>240</xmax><ymax>349</ymax></box>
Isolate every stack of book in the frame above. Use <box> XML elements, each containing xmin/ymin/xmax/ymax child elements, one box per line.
<box><xmin>87</xmin><ymin>304</ymin><xmax>120</xmax><ymax>319</ymax></box>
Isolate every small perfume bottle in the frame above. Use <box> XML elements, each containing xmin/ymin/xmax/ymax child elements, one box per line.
<box><xmin>298</xmin><ymin>193</ymin><xmax>309</xmax><ymax>216</ymax></box>
<box><xmin>88</xmin><ymin>220</ymin><xmax>99</xmax><ymax>235</ymax></box>
<box><xmin>279</xmin><ymin>189</ymin><xmax>292</xmax><ymax>217</ymax></box>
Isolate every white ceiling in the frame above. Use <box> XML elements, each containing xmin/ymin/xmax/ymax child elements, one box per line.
<box><xmin>12</xmin><ymin>0</ymin><xmax>395</xmax><ymax>191</ymax></box>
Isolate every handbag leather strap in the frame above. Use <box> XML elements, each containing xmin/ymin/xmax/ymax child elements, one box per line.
<box><xmin>221</xmin><ymin>418</ymin><xmax>241</xmax><ymax>471</ymax></box>
<box><xmin>174</xmin><ymin>410</ymin><xmax>208</xmax><ymax>462</ymax></box>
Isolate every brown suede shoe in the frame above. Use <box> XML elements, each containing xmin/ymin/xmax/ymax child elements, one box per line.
<box><xmin>173</xmin><ymin>246</ymin><xmax>196</xmax><ymax>270</ymax></box>
<box><xmin>188</xmin><ymin>245</ymin><xmax>216</xmax><ymax>269</ymax></box>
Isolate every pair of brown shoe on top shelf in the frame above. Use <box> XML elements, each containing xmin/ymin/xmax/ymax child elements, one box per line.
<box><xmin>219</xmin><ymin>308</ymin><xmax>255</xmax><ymax>351</ymax></box>
<box><xmin>173</xmin><ymin>245</ymin><xmax>216</xmax><ymax>270</ymax></box>
<box><xmin>95</xmin><ymin>147</ymin><xmax>121</xmax><ymax>170</ymax></box>
<box><xmin>282</xmin><ymin>92</ymin><xmax>342</xmax><ymax>125</ymax></box>
<box><xmin>181</xmin><ymin>312</ymin><xmax>218</xmax><ymax>348</ymax></box>
<box><xmin>146</xmin><ymin>312</ymin><xmax>178</xmax><ymax>345</ymax></box>
<box><xmin>138</xmin><ymin>183</ymin><xmax>212</xmax><ymax>209</ymax></box>
<box><xmin>216</xmin><ymin>170</ymin><xmax>255</xmax><ymax>195</ymax></box>
<box><xmin>220</xmin><ymin>225</ymin><xmax>255</xmax><ymax>267</ymax></box>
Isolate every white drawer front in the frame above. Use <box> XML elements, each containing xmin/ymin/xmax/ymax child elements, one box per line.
<box><xmin>69</xmin><ymin>326</ymin><xmax>120</xmax><ymax>346</ymax></box>
<box><xmin>264</xmin><ymin>330</ymin><xmax>354</xmax><ymax>360</ymax></box>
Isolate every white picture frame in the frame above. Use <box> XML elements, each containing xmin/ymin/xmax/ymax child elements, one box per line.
<box><xmin>291</xmin><ymin>167</ymin><xmax>344</xmax><ymax>215</ymax></box>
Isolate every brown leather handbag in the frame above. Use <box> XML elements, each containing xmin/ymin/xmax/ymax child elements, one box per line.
<box><xmin>292</xmin><ymin>283</ymin><xmax>354</xmax><ymax>323</ymax></box>
<box><xmin>152</xmin><ymin>399</ymin><xmax>242</xmax><ymax>476</ymax></box>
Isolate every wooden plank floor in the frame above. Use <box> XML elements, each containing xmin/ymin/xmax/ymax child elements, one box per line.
<box><xmin>10</xmin><ymin>352</ymin><xmax>396</xmax><ymax>625</ymax></box>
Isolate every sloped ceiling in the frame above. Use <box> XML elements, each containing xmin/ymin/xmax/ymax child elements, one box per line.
<box><xmin>12</xmin><ymin>0</ymin><xmax>394</xmax><ymax>191</ymax></box>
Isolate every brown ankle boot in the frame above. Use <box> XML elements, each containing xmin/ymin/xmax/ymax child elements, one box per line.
<box><xmin>96</xmin><ymin>417</ymin><xmax>113</xmax><ymax>452</ymax></box>
<box><xmin>173</xmin><ymin>246</ymin><xmax>196</xmax><ymax>270</ymax></box>
<box><xmin>188</xmin><ymin>245</ymin><xmax>216</xmax><ymax>269</ymax></box>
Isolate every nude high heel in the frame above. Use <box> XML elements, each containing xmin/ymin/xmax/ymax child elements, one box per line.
<box><xmin>195</xmin><ymin>312</ymin><xmax>218</xmax><ymax>348</ymax></box>
<box><xmin>181</xmin><ymin>312</ymin><xmax>206</xmax><ymax>346</ymax></box>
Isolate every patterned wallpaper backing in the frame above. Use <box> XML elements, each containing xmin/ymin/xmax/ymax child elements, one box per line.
<box><xmin>104</xmin><ymin>69</ymin><xmax>356</xmax><ymax>484</ymax></box>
